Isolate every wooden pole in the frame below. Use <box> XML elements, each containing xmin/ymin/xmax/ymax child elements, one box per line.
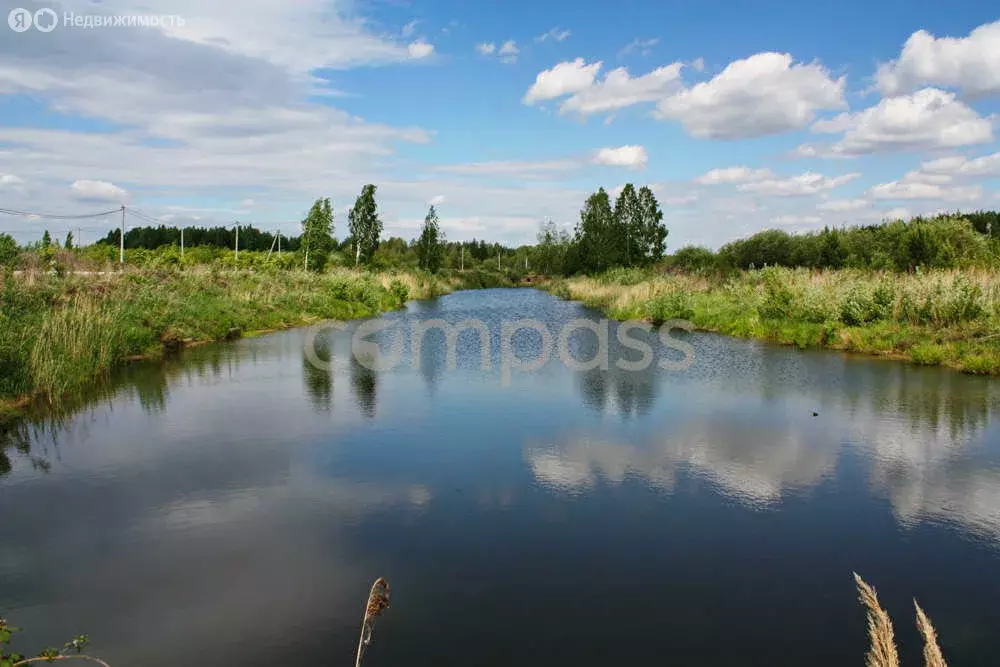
<box><xmin>119</xmin><ymin>205</ymin><xmax>125</xmax><ymax>264</ymax></box>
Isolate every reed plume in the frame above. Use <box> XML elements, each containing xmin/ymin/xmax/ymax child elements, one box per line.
<box><xmin>914</xmin><ymin>601</ymin><xmax>947</xmax><ymax>667</ymax></box>
<box><xmin>854</xmin><ymin>572</ymin><xmax>900</xmax><ymax>667</ymax></box>
<box><xmin>354</xmin><ymin>578</ymin><xmax>390</xmax><ymax>667</ymax></box>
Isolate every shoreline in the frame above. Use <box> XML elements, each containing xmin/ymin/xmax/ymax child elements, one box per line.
<box><xmin>540</xmin><ymin>269</ymin><xmax>1000</xmax><ymax>377</ymax></box>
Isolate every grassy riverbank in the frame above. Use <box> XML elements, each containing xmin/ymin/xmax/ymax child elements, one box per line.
<box><xmin>0</xmin><ymin>267</ymin><xmax>507</xmax><ymax>415</ymax></box>
<box><xmin>545</xmin><ymin>266</ymin><xmax>1000</xmax><ymax>375</ymax></box>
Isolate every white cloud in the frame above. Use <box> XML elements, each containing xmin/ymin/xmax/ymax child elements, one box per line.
<box><xmin>239</xmin><ymin>198</ymin><xmax>256</xmax><ymax>208</ymax></box>
<box><xmin>691</xmin><ymin>57</ymin><xmax>705</xmax><ymax>72</ymax></box>
<box><xmin>694</xmin><ymin>166</ymin><xmax>773</xmax><ymax>185</ymax></box>
<box><xmin>810</xmin><ymin>88</ymin><xmax>994</xmax><ymax>156</ymax></box>
<box><xmin>876</xmin><ymin>20</ymin><xmax>1000</xmax><ymax>97</ymax></box>
<box><xmin>407</xmin><ymin>40</ymin><xmax>434</xmax><ymax>59</ymax></box>
<box><xmin>655</xmin><ymin>52</ymin><xmax>845</xmax><ymax>139</ymax></box>
<box><xmin>737</xmin><ymin>171</ymin><xmax>861</xmax><ymax>196</ymax></box>
<box><xmin>920</xmin><ymin>151</ymin><xmax>1000</xmax><ymax>179</ymax></box>
<box><xmin>559</xmin><ymin>64</ymin><xmax>683</xmax><ymax>115</ymax></box>
<box><xmin>477</xmin><ymin>40</ymin><xmax>518</xmax><ymax>63</ymax></box>
<box><xmin>619</xmin><ymin>38</ymin><xmax>659</xmax><ymax>58</ymax></box>
<box><xmin>428</xmin><ymin>195</ymin><xmax>446</xmax><ymax>206</ymax></box>
<box><xmin>868</xmin><ymin>180</ymin><xmax>982</xmax><ymax>202</ymax></box>
<box><xmin>49</xmin><ymin>0</ymin><xmax>436</xmax><ymax>74</ymax></box>
<box><xmin>536</xmin><ymin>27</ymin><xmax>571</xmax><ymax>42</ymax></box>
<box><xmin>0</xmin><ymin>174</ymin><xmax>24</xmax><ymax>187</ymax></box>
<box><xmin>70</xmin><ymin>180</ymin><xmax>128</xmax><ymax>202</ymax></box>
<box><xmin>432</xmin><ymin>159</ymin><xmax>577</xmax><ymax>177</ymax></box>
<box><xmin>592</xmin><ymin>145</ymin><xmax>648</xmax><ymax>169</ymax></box>
<box><xmin>523</xmin><ymin>58</ymin><xmax>602</xmax><ymax>104</ymax></box>
<box><xmin>817</xmin><ymin>198</ymin><xmax>870</xmax><ymax>212</ymax></box>
<box><xmin>498</xmin><ymin>40</ymin><xmax>520</xmax><ymax>64</ymax></box>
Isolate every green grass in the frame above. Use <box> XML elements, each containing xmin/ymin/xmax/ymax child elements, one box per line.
<box><xmin>544</xmin><ymin>266</ymin><xmax>1000</xmax><ymax>375</ymax></box>
<box><xmin>0</xmin><ymin>267</ymin><xmax>464</xmax><ymax>412</ymax></box>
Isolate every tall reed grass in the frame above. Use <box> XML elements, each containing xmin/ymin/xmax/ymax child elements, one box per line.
<box><xmin>547</xmin><ymin>267</ymin><xmax>1000</xmax><ymax>375</ymax></box>
<box><xmin>0</xmin><ymin>267</ymin><xmax>456</xmax><ymax>412</ymax></box>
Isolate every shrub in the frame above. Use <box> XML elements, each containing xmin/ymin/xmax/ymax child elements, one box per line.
<box><xmin>389</xmin><ymin>278</ymin><xmax>409</xmax><ymax>305</ymax></box>
<box><xmin>758</xmin><ymin>268</ymin><xmax>795</xmax><ymax>320</ymax></box>
<box><xmin>0</xmin><ymin>234</ymin><xmax>18</xmax><ymax>268</ymax></box>
<box><xmin>646</xmin><ymin>290</ymin><xmax>694</xmax><ymax>324</ymax></box>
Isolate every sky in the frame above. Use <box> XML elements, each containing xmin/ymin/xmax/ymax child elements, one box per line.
<box><xmin>0</xmin><ymin>0</ymin><xmax>999</xmax><ymax>249</ymax></box>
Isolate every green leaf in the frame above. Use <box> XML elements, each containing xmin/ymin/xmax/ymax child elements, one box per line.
<box><xmin>0</xmin><ymin>630</ymin><xmax>10</xmax><ymax>644</ymax></box>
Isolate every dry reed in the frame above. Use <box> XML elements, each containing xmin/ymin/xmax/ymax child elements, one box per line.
<box><xmin>914</xmin><ymin>601</ymin><xmax>948</xmax><ymax>667</ymax></box>
<box><xmin>354</xmin><ymin>578</ymin><xmax>390</xmax><ymax>667</ymax></box>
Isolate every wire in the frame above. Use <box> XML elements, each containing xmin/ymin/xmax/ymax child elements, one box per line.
<box><xmin>128</xmin><ymin>208</ymin><xmax>165</xmax><ymax>225</ymax></box>
<box><xmin>0</xmin><ymin>206</ymin><xmax>122</xmax><ymax>220</ymax></box>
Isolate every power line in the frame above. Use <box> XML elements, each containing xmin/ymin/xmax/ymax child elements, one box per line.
<box><xmin>0</xmin><ymin>206</ymin><xmax>122</xmax><ymax>220</ymax></box>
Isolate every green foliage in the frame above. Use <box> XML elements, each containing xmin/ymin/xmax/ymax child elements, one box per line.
<box><xmin>1</xmin><ymin>618</ymin><xmax>96</xmax><ymax>667</ymax></box>
<box><xmin>671</xmin><ymin>246</ymin><xmax>716</xmax><ymax>273</ymax></box>
<box><xmin>301</xmin><ymin>198</ymin><xmax>335</xmax><ymax>272</ymax></box>
<box><xmin>41</xmin><ymin>230</ymin><xmax>51</xmax><ymax>248</ymax></box>
<box><xmin>389</xmin><ymin>278</ymin><xmax>410</xmax><ymax>305</ymax></box>
<box><xmin>348</xmin><ymin>184</ymin><xmax>382</xmax><ymax>266</ymax></box>
<box><xmin>575</xmin><ymin>188</ymin><xmax>620</xmax><ymax>272</ymax></box>
<box><xmin>646</xmin><ymin>290</ymin><xmax>694</xmax><ymax>324</ymax></box>
<box><xmin>0</xmin><ymin>234</ymin><xmax>18</xmax><ymax>268</ymax></box>
<box><xmin>64</xmin><ymin>231</ymin><xmax>74</xmax><ymax>250</ymax></box>
<box><xmin>758</xmin><ymin>267</ymin><xmax>796</xmax><ymax>320</ymax></box>
<box><xmin>598</xmin><ymin>267</ymin><xmax>650</xmax><ymax>285</ymax></box>
<box><xmin>637</xmin><ymin>185</ymin><xmax>668</xmax><ymax>263</ymax></box>
<box><xmin>416</xmin><ymin>205</ymin><xmax>445</xmax><ymax>272</ymax></box>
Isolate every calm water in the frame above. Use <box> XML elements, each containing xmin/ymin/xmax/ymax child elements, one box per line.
<box><xmin>3</xmin><ymin>288</ymin><xmax>1000</xmax><ymax>666</ymax></box>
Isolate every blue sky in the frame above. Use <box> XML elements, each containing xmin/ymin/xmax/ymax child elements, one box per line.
<box><xmin>1</xmin><ymin>0</ymin><xmax>999</xmax><ymax>248</ymax></box>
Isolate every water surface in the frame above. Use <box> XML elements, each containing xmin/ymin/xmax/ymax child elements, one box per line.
<box><xmin>3</xmin><ymin>288</ymin><xmax>1000</xmax><ymax>666</ymax></box>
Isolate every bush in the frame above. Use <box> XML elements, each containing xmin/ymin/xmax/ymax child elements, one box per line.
<box><xmin>647</xmin><ymin>290</ymin><xmax>694</xmax><ymax>324</ymax></box>
<box><xmin>0</xmin><ymin>234</ymin><xmax>18</xmax><ymax>268</ymax></box>
<box><xmin>758</xmin><ymin>268</ymin><xmax>795</xmax><ymax>320</ymax></box>
<box><xmin>840</xmin><ymin>283</ymin><xmax>894</xmax><ymax>326</ymax></box>
<box><xmin>389</xmin><ymin>278</ymin><xmax>409</xmax><ymax>305</ymax></box>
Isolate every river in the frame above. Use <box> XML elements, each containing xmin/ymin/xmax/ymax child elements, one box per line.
<box><xmin>2</xmin><ymin>288</ymin><xmax>1000</xmax><ymax>666</ymax></box>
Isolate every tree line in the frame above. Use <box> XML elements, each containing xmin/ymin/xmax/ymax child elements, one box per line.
<box><xmin>671</xmin><ymin>211</ymin><xmax>1000</xmax><ymax>273</ymax></box>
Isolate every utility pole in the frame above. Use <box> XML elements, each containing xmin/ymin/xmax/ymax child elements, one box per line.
<box><xmin>497</xmin><ymin>249</ymin><xmax>501</xmax><ymax>271</ymax></box>
<box><xmin>460</xmin><ymin>245</ymin><xmax>464</xmax><ymax>272</ymax></box>
<box><xmin>234</xmin><ymin>224</ymin><xmax>239</xmax><ymax>265</ymax></box>
<box><xmin>277</xmin><ymin>229</ymin><xmax>281</xmax><ymax>255</ymax></box>
<box><xmin>120</xmin><ymin>205</ymin><xmax>125</xmax><ymax>264</ymax></box>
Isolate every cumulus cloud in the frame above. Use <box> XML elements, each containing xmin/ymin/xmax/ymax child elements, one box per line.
<box><xmin>655</xmin><ymin>52</ymin><xmax>846</xmax><ymax>139</ymax></box>
<box><xmin>592</xmin><ymin>145</ymin><xmax>648</xmax><ymax>169</ymax></box>
<box><xmin>524</xmin><ymin>59</ymin><xmax>682</xmax><ymax>116</ymax></box>
<box><xmin>475</xmin><ymin>42</ymin><xmax>496</xmax><ymax>55</ymax></box>
<box><xmin>809</xmin><ymin>88</ymin><xmax>994</xmax><ymax>156</ymax></box>
<box><xmin>523</xmin><ymin>58</ymin><xmax>603</xmax><ymax>104</ymax></box>
<box><xmin>868</xmin><ymin>179</ymin><xmax>982</xmax><ymax>202</ymax></box>
<box><xmin>920</xmin><ymin>151</ymin><xmax>1000</xmax><ymax>179</ymax></box>
<box><xmin>70</xmin><ymin>179</ymin><xmax>128</xmax><ymax>202</ymax></box>
<box><xmin>876</xmin><ymin>20</ymin><xmax>1000</xmax><ymax>97</ymax></box>
<box><xmin>407</xmin><ymin>40</ymin><xmax>434</xmax><ymax>59</ymax></box>
<box><xmin>694</xmin><ymin>166</ymin><xmax>773</xmax><ymax>185</ymax></box>
<box><xmin>560</xmin><ymin>64</ymin><xmax>683</xmax><ymax>115</ymax></box>
<box><xmin>737</xmin><ymin>171</ymin><xmax>861</xmax><ymax>196</ymax></box>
